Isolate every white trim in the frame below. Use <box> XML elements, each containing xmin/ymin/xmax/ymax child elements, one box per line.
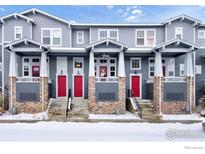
<box><xmin>89</xmin><ymin>27</ymin><xmax>92</xmax><ymax>44</ymax></box>
<box><xmin>30</xmin><ymin>23</ymin><xmax>32</xmax><ymax>39</ymax></box>
<box><xmin>0</xmin><ymin>13</ymin><xmax>35</xmax><ymax>24</ymax></box>
<box><xmin>41</xmin><ymin>28</ymin><xmax>62</xmax><ymax>46</ymax></box>
<box><xmin>130</xmin><ymin>73</ymin><xmax>142</xmax><ymax>99</ymax></box>
<box><xmin>98</xmin><ymin>29</ymin><xmax>119</xmax><ymax>41</ymax></box>
<box><xmin>73</xmin><ymin>57</ymin><xmax>84</xmax><ymax>75</ymax></box>
<box><xmin>72</xmin><ymin>23</ymin><xmax>163</xmax><ymax>26</ymax></box>
<box><xmin>175</xmin><ymin>27</ymin><xmax>183</xmax><ymax>39</ymax></box>
<box><xmin>179</xmin><ymin>64</ymin><xmax>185</xmax><ymax>76</ymax></box>
<box><xmin>193</xmin><ymin>26</ymin><xmax>196</xmax><ymax>44</ymax></box>
<box><xmin>76</xmin><ymin>31</ymin><xmax>84</xmax><ymax>44</ymax></box>
<box><xmin>69</xmin><ymin>28</ymin><xmax>72</xmax><ymax>47</ymax></box>
<box><xmin>130</xmin><ymin>57</ymin><xmax>141</xmax><ymax>70</ymax></box>
<box><xmin>1</xmin><ymin>24</ymin><xmax>4</xmax><ymax>95</ymax></box>
<box><xmin>72</xmin><ymin>74</ymin><xmax>84</xmax><ymax>98</ymax></box>
<box><xmin>197</xmin><ymin>30</ymin><xmax>205</xmax><ymax>39</ymax></box>
<box><xmin>14</xmin><ymin>26</ymin><xmax>23</xmax><ymax>40</ymax></box>
<box><xmin>135</xmin><ymin>29</ymin><xmax>156</xmax><ymax>47</ymax></box>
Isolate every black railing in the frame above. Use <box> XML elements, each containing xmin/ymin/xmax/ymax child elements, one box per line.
<box><xmin>66</xmin><ymin>89</ymin><xmax>72</xmax><ymax>119</ymax></box>
<box><xmin>127</xmin><ymin>89</ymin><xmax>142</xmax><ymax>118</ymax></box>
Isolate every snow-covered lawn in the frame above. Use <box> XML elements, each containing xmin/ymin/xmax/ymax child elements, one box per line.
<box><xmin>0</xmin><ymin>112</ymin><xmax>49</xmax><ymax>120</ymax></box>
<box><xmin>0</xmin><ymin>122</ymin><xmax>204</xmax><ymax>141</ymax></box>
<box><xmin>162</xmin><ymin>114</ymin><xmax>205</xmax><ymax>121</ymax></box>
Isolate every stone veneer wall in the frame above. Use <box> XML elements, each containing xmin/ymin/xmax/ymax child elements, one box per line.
<box><xmin>88</xmin><ymin>76</ymin><xmax>126</xmax><ymax>114</ymax></box>
<box><xmin>8</xmin><ymin>76</ymin><xmax>49</xmax><ymax>114</ymax></box>
<box><xmin>153</xmin><ymin>77</ymin><xmax>162</xmax><ymax>115</ymax></box>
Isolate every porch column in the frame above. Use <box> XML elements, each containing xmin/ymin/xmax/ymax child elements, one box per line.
<box><xmin>88</xmin><ymin>50</ymin><xmax>96</xmax><ymax>112</ymax></box>
<box><xmin>153</xmin><ymin>52</ymin><xmax>163</xmax><ymax>115</ymax></box>
<box><xmin>184</xmin><ymin>52</ymin><xmax>194</xmax><ymax>113</ymax></box>
<box><xmin>8</xmin><ymin>51</ymin><xmax>17</xmax><ymax>113</ymax></box>
<box><xmin>118</xmin><ymin>51</ymin><xmax>126</xmax><ymax>114</ymax></box>
<box><xmin>40</xmin><ymin>52</ymin><xmax>48</xmax><ymax>111</ymax></box>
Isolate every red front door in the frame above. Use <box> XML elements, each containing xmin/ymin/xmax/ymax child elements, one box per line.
<box><xmin>100</xmin><ymin>66</ymin><xmax>107</xmax><ymax>77</ymax></box>
<box><xmin>58</xmin><ymin>75</ymin><xmax>67</xmax><ymax>97</ymax></box>
<box><xmin>131</xmin><ymin>76</ymin><xmax>140</xmax><ymax>97</ymax></box>
<box><xmin>74</xmin><ymin>75</ymin><xmax>83</xmax><ymax>97</ymax></box>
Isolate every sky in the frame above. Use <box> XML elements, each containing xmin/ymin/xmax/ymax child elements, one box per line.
<box><xmin>1</xmin><ymin>5</ymin><xmax>205</xmax><ymax>23</ymax></box>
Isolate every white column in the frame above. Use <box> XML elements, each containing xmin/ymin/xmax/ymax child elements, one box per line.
<box><xmin>154</xmin><ymin>52</ymin><xmax>163</xmax><ymax>77</ymax></box>
<box><xmin>118</xmin><ymin>51</ymin><xmax>125</xmax><ymax>77</ymax></box>
<box><xmin>9</xmin><ymin>51</ymin><xmax>17</xmax><ymax>77</ymax></box>
<box><xmin>184</xmin><ymin>52</ymin><xmax>194</xmax><ymax>77</ymax></box>
<box><xmin>40</xmin><ymin>52</ymin><xmax>47</xmax><ymax>77</ymax></box>
<box><xmin>89</xmin><ymin>51</ymin><xmax>95</xmax><ymax>77</ymax></box>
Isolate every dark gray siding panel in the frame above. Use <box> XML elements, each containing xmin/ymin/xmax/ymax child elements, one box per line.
<box><xmin>167</xmin><ymin>20</ymin><xmax>194</xmax><ymax>42</ymax></box>
<box><xmin>49</xmin><ymin>56</ymin><xmax>57</xmax><ymax>98</ymax></box>
<box><xmin>4</xmin><ymin>18</ymin><xmax>31</xmax><ymax>42</ymax></box>
<box><xmin>95</xmin><ymin>82</ymin><xmax>119</xmax><ymax>101</ymax></box>
<box><xmin>163</xmin><ymin>82</ymin><xmax>187</xmax><ymax>101</ymax></box>
<box><xmin>16</xmin><ymin>83</ymin><xmax>40</xmax><ymax>102</ymax></box>
<box><xmin>146</xmin><ymin>83</ymin><xmax>153</xmax><ymax>100</ymax></box>
<box><xmin>72</xmin><ymin>29</ymin><xmax>89</xmax><ymax>47</ymax></box>
<box><xmin>26</xmin><ymin>13</ymin><xmax>71</xmax><ymax>47</ymax></box>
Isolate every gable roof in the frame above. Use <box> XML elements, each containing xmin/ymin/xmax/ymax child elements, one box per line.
<box><xmin>86</xmin><ymin>38</ymin><xmax>128</xmax><ymax>51</ymax></box>
<box><xmin>4</xmin><ymin>37</ymin><xmax>49</xmax><ymax>51</ymax></box>
<box><xmin>151</xmin><ymin>38</ymin><xmax>199</xmax><ymax>52</ymax></box>
<box><xmin>0</xmin><ymin>13</ymin><xmax>35</xmax><ymax>24</ymax></box>
<box><xmin>162</xmin><ymin>14</ymin><xmax>201</xmax><ymax>25</ymax></box>
<box><xmin>20</xmin><ymin>8</ymin><xmax>70</xmax><ymax>26</ymax></box>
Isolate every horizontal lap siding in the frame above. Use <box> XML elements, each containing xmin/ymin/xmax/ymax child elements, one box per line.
<box><xmin>167</xmin><ymin>20</ymin><xmax>194</xmax><ymax>42</ymax></box>
<box><xmin>26</xmin><ymin>13</ymin><xmax>71</xmax><ymax>47</ymax></box>
<box><xmin>72</xmin><ymin>29</ymin><xmax>89</xmax><ymax>47</ymax></box>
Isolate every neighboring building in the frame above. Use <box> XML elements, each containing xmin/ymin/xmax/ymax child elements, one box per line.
<box><xmin>0</xmin><ymin>8</ymin><xmax>204</xmax><ymax>115</ymax></box>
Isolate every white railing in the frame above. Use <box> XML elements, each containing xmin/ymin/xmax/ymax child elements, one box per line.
<box><xmin>163</xmin><ymin>77</ymin><xmax>186</xmax><ymax>83</ymax></box>
<box><xmin>16</xmin><ymin>77</ymin><xmax>40</xmax><ymax>83</ymax></box>
<box><xmin>95</xmin><ymin>77</ymin><xmax>118</xmax><ymax>82</ymax></box>
<box><xmin>146</xmin><ymin>78</ymin><xmax>154</xmax><ymax>83</ymax></box>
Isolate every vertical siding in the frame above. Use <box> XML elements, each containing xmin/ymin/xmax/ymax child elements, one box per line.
<box><xmin>167</xmin><ymin>20</ymin><xmax>194</xmax><ymax>42</ymax></box>
<box><xmin>72</xmin><ymin>28</ymin><xmax>89</xmax><ymax>47</ymax></box>
<box><xmin>26</xmin><ymin>13</ymin><xmax>71</xmax><ymax>47</ymax></box>
<box><xmin>90</xmin><ymin>26</ymin><xmax>165</xmax><ymax>47</ymax></box>
<box><xmin>4</xmin><ymin>18</ymin><xmax>31</xmax><ymax>42</ymax></box>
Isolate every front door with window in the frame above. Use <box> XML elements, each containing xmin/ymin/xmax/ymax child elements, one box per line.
<box><xmin>58</xmin><ymin>75</ymin><xmax>67</xmax><ymax>97</ymax></box>
<box><xmin>32</xmin><ymin>66</ymin><xmax>40</xmax><ymax>77</ymax></box>
<box><xmin>131</xmin><ymin>75</ymin><xmax>141</xmax><ymax>98</ymax></box>
<box><xmin>74</xmin><ymin>76</ymin><xmax>83</xmax><ymax>97</ymax></box>
<box><xmin>100</xmin><ymin>66</ymin><xmax>107</xmax><ymax>77</ymax></box>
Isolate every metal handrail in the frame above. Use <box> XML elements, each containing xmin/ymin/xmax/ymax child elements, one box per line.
<box><xmin>127</xmin><ymin>89</ymin><xmax>142</xmax><ymax>118</ymax></box>
<box><xmin>66</xmin><ymin>89</ymin><xmax>72</xmax><ymax>119</ymax></box>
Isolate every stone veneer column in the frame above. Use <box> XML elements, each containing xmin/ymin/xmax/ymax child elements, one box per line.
<box><xmin>40</xmin><ymin>77</ymin><xmax>49</xmax><ymax>111</ymax></box>
<box><xmin>187</xmin><ymin>76</ymin><xmax>195</xmax><ymax>113</ymax></box>
<box><xmin>118</xmin><ymin>77</ymin><xmax>126</xmax><ymax>114</ymax></box>
<box><xmin>153</xmin><ymin>76</ymin><xmax>162</xmax><ymax>114</ymax></box>
<box><xmin>8</xmin><ymin>76</ymin><xmax>16</xmax><ymax>112</ymax></box>
<box><xmin>88</xmin><ymin>76</ymin><xmax>96</xmax><ymax>112</ymax></box>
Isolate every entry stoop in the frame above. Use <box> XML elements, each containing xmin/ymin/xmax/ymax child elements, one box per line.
<box><xmin>68</xmin><ymin>99</ymin><xmax>89</xmax><ymax>121</ymax></box>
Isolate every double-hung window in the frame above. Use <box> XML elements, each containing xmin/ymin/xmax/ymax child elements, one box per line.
<box><xmin>14</xmin><ymin>26</ymin><xmax>23</xmax><ymax>40</ymax></box>
<box><xmin>98</xmin><ymin>29</ymin><xmax>118</xmax><ymax>41</ymax></box>
<box><xmin>42</xmin><ymin>28</ymin><xmax>62</xmax><ymax>46</ymax></box>
<box><xmin>23</xmin><ymin>58</ymin><xmax>30</xmax><ymax>77</ymax></box>
<box><xmin>131</xmin><ymin>58</ymin><xmax>141</xmax><ymax>70</ymax></box>
<box><xmin>136</xmin><ymin>29</ymin><xmax>155</xmax><ymax>47</ymax></box>
<box><xmin>109</xmin><ymin>59</ymin><xmax>116</xmax><ymax>77</ymax></box>
<box><xmin>198</xmin><ymin>30</ymin><xmax>205</xmax><ymax>39</ymax></box>
<box><xmin>175</xmin><ymin>27</ymin><xmax>183</xmax><ymax>39</ymax></box>
<box><xmin>77</xmin><ymin>31</ymin><xmax>84</xmax><ymax>44</ymax></box>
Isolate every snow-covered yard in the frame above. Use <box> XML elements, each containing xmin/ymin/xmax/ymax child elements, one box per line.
<box><xmin>0</xmin><ymin>122</ymin><xmax>204</xmax><ymax>141</ymax></box>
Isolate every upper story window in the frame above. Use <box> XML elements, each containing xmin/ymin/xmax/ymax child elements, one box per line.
<box><xmin>14</xmin><ymin>26</ymin><xmax>22</xmax><ymax>40</ymax></box>
<box><xmin>136</xmin><ymin>29</ymin><xmax>155</xmax><ymax>47</ymax></box>
<box><xmin>41</xmin><ymin>28</ymin><xmax>62</xmax><ymax>46</ymax></box>
<box><xmin>77</xmin><ymin>31</ymin><xmax>84</xmax><ymax>44</ymax></box>
<box><xmin>175</xmin><ymin>27</ymin><xmax>183</xmax><ymax>39</ymax></box>
<box><xmin>98</xmin><ymin>29</ymin><xmax>118</xmax><ymax>41</ymax></box>
<box><xmin>198</xmin><ymin>30</ymin><xmax>205</xmax><ymax>39</ymax></box>
<box><xmin>131</xmin><ymin>58</ymin><xmax>141</xmax><ymax>70</ymax></box>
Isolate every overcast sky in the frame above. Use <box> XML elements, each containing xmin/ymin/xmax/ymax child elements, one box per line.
<box><xmin>0</xmin><ymin>5</ymin><xmax>205</xmax><ymax>23</ymax></box>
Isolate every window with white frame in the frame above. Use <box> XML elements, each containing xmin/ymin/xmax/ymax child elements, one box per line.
<box><xmin>14</xmin><ymin>26</ymin><xmax>22</xmax><ymax>40</ymax></box>
<box><xmin>131</xmin><ymin>58</ymin><xmax>141</xmax><ymax>70</ymax></box>
<box><xmin>198</xmin><ymin>30</ymin><xmax>205</xmax><ymax>39</ymax></box>
<box><xmin>149</xmin><ymin>58</ymin><xmax>155</xmax><ymax>77</ymax></box>
<box><xmin>136</xmin><ymin>29</ymin><xmax>155</xmax><ymax>46</ymax></box>
<box><xmin>41</xmin><ymin>28</ymin><xmax>62</xmax><ymax>46</ymax></box>
<box><xmin>98</xmin><ymin>29</ymin><xmax>118</xmax><ymax>41</ymax></box>
<box><xmin>0</xmin><ymin>62</ymin><xmax>2</xmax><ymax>71</ymax></box>
<box><xmin>175</xmin><ymin>27</ymin><xmax>183</xmax><ymax>39</ymax></box>
<box><xmin>180</xmin><ymin>64</ymin><xmax>185</xmax><ymax>76</ymax></box>
<box><xmin>77</xmin><ymin>31</ymin><xmax>84</xmax><ymax>44</ymax></box>
<box><xmin>73</xmin><ymin>58</ymin><xmax>84</xmax><ymax>75</ymax></box>
<box><xmin>109</xmin><ymin>59</ymin><xmax>116</xmax><ymax>77</ymax></box>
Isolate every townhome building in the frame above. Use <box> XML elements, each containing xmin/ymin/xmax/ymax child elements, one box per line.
<box><xmin>0</xmin><ymin>8</ymin><xmax>205</xmax><ymax>116</ymax></box>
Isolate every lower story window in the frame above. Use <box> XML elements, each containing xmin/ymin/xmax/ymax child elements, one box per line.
<box><xmin>23</xmin><ymin>65</ymin><xmax>30</xmax><ymax>76</ymax></box>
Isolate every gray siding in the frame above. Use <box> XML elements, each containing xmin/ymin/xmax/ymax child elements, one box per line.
<box><xmin>0</xmin><ymin>26</ymin><xmax>2</xmax><ymax>43</ymax></box>
<box><xmin>4</xmin><ymin>50</ymin><xmax>10</xmax><ymax>94</ymax></box>
<box><xmin>90</xmin><ymin>26</ymin><xmax>165</xmax><ymax>48</ymax></box>
<box><xmin>4</xmin><ymin>18</ymin><xmax>31</xmax><ymax>42</ymax></box>
<box><xmin>196</xmin><ymin>27</ymin><xmax>205</xmax><ymax>46</ymax></box>
<box><xmin>26</xmin><ymin>13</ymin><xmax>71</xmax><ymax>47</ymax></box>
<box><xmin>16</xmin><ymin>82</ymin><xmax>40</xmax><ymax>102</ymax></box>
<box><xmin>72</xmin><ymin>29</ymin><xmax>89</xmax><ymax>47</ymax></box>
<box><xmin>167</xmin><ymin>20</ymin><xmax>194</xmax><ymax>42</ymax></box>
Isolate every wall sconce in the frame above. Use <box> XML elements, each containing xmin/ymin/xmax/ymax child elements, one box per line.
<box><xmin>134</xmin><ymin>70</ymin><xmax>138</xmax><ymax>74</ymax></box>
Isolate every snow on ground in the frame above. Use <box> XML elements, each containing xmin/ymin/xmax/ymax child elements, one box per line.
<box><xmin>0</xmin><ymin>122</ymin><xmax>204</xmax><ymax>141</ymax></box>
<box><xmin>162</xmin><ymin>114</ymin><xmax>205</xmax><ymax>121</ymax></box>
<box><xmin>89</xmin><ymin>111</ymin><xmax>140</xmax><ymax>120</ymax></box>
<box><xmin>0</xmin><ymin>112</ymin><xmax>49</xmax><ymax>120</ymax></box>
